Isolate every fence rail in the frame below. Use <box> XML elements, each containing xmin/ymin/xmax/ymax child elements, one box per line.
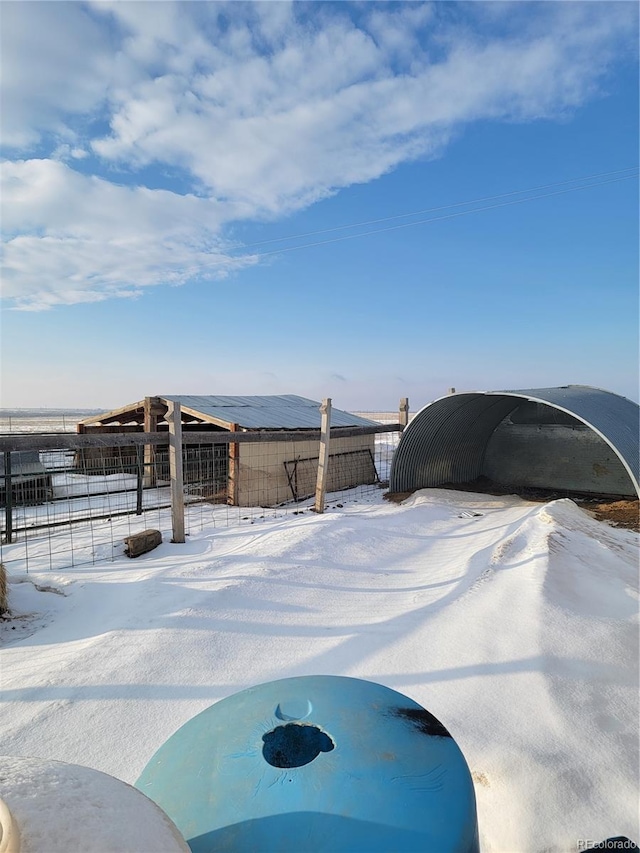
<box><xmin>1</xmin><ymin>414</ymin><xmax>402</xmax><ymax>573</ymax></box>
<box><xmin>0</xmin><ymin>424</ymin><xmax>400</xmax><ymax>452</ymax></box>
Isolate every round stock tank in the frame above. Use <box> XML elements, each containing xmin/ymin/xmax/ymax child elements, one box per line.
<box><xmin>136</xmin><ymin>675</ymin><xmax>479</xmax><ymax>853</ymax></box>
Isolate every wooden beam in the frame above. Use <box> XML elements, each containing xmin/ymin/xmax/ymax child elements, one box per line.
<box><xmin>79</xmin><ymin>400</ymin><xmax>146</xmax><ymax>426</ymax></box>
<box><xmin>0</xmin><ymin>434</ymin><xmax>168</xmax><ymax>452</ymax></box>
<box><xmin>228</xmin><ymin>424</ymin><xmax>239</xmax><ymax>507</ymax></box>
<box><xmin>0</xmin><ymin>424</ymin><xmax>401</xmax><ymax>454</ymax></box>
<box><xmin>173</xmin><ymin>404</ymin><xmax>234</xmax><ymax>431</ymax></box>
<box><xmin>399</xmin><ymin>398</ymin><xmax>409</xmax><ymax>428</ymax></box>
<box><xmin>143</xmin><ymin>396</ymin><xmax>158</xmax><ymax>488</ymax></box>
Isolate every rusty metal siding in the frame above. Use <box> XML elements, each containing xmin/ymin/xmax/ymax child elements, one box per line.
<box><xmin>389</xmin><ymin>386</ymin><xmax>639</xmax><ymax>498</ymax></box>
<box><xmin>159</xmin><ymin>395</ymin><xmax>378</xmax><ymax>430</ymax></box>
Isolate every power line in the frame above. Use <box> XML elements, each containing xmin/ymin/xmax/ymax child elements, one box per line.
<box><xmin>230</xmin><ymin>166</ymin><xmax>639</xmax><ymax>252</ymax></box>
<box><xmin>222</xmin><ymin>172</ymin><xmax>637</xmax><ymax>262</ymax></box>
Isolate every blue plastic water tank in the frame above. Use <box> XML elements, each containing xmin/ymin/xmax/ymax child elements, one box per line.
<box><xmin>136</xmin><ymin>675</ymin><xmax>479</xmax><ymax>852</ymax></box>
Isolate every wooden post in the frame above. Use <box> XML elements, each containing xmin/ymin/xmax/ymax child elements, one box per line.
<box><xmin>399</xmin><ymin>397</ymin><xmax>409</xmax><ymax>428</ymax></box>
<box><xmin>3</xmin><ymin>452</ymin><xmax>13</xmax><ymax>544</ymax></box>
<box><xmin>75</xmin><ymin>421</ymin><xmax>85</xmax><ymax>471</ymax></box>
<box><xmin>227</xmin><ymin>424</ymin><xmax>239</xmax><ymax>507</ymax></box>
<box><xmin>165</xmin><ymin>400</ymin><xmax>185</xmax><ymax>543</ymax></box>
<box><xmin>314</xmin><ymin>398</ymin><xmax>332</xmax><ymax>514</ymax></box>
<box><xmin>135</xmin><ymin>445</ymin><xmax>144</xmax><ymax>515</ymax></box>
<box><xmin>143</xmin><ymin>396</ymin><xmax>160</xmax><ymax>488</ymax></box>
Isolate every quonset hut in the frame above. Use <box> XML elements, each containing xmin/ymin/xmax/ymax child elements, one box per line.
<box><xmin>389</xmin><ymin>386</ymin><xmax>639</xmax><ymax>500</ymax></box>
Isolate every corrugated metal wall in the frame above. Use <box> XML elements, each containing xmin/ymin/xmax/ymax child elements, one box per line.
<box><xmin>389</xmin><ymin>386</ymin><xmax>639</xmax><ymax>499</ymax></box>
<box><xmin>483</xmin><ymin>423</ymin><xmax>633</xmax><ymax>496</ymax></box>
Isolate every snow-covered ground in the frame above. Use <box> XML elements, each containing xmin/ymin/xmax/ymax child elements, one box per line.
<box><xmin>1</xmin><ymin>488</ymin><xmax>638</xmax><ymax>852</ymax></box>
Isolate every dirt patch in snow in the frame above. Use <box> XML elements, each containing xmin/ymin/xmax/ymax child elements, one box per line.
<box><xmin>580</xmin><ymin>499</ymin><xmax>640</xmax><ymax>532</ymax></box>
<box><xmin>385</xmin><ymin>478</ymin><xmax>639</xmax><ymax>532</ymax></box>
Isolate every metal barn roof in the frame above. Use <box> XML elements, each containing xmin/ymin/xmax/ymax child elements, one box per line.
<box><xmin>82</xmin><ymin>395</ymin><xmax>378</xmax><ymax>430</ymax></box>
<box><xmin>161</xmin><ymin>395</ymin><xmax>378</xmax><ymax>429</ymax></box>
<box><xmin>389</xmin><ymin>385</ymin><xmax>640</xmax><ymax>498</ymax></box>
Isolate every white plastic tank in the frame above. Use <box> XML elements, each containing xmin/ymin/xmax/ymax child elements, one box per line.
<box><xmin>0</xmin><ymin>756</ymin><xmax>189</xmax><ymax>853</ymax></box>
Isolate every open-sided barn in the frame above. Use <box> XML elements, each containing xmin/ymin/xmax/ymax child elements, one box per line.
<box><xmin>78</xmin><ymin>395</ymin><xmax>379</xmax><ymax>507</ymax></box>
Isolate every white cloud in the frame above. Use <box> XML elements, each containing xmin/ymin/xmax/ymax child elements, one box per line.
<box><xmin>0</xmin><ymin>1</ymin><xmax>637</xmax><ymax>309</ymax></box>
<box><xmin>91</xmin><ymin>3</ymin><xmax>637</xmax><ymax>213</ymax></box>
<box><xmin>1</xmin><ymin>160</ymin><xmax>256</xmax><ymax>309</ymax></box>
<box><xmin>51</xmin><ymin>144</ymin><xmax>90</xmax><ymax>162</ymax></box>
<box><xmin>0</xmin><ymin>2</ymin><xmax>117</xmax><ymax>148</ymax></box>
<box><xmin>366</xmin><ymin>2</ymin><xmax>435</xmax><ymax>59</ymax></box>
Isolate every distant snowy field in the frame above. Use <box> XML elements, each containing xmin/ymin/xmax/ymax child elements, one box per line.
<box><xmin>0</xmin><ymin>409</ymin><xmax>106</xmax><ymax>434</ymax></box>
<box><xmin>1</xmin><ymin>489</ymin><xmax>638</xmax><ymax>852</ymax></box>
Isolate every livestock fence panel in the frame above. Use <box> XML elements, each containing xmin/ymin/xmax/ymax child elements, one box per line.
<box><xmin>0</xmin><ymin>422</ymin><xmax>402</xmax><ymax>573</ymax></box>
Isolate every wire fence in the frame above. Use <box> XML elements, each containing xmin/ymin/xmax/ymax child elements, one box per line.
<box><xmin>0</xmin><ymin>427</ymin><xmax>401</xmax><ymax>573</ymax></box>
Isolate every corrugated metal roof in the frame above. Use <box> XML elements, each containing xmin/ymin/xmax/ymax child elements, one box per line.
<box><xmin>390</xmin><ymin>386</ymin><xmax>639</xmax><ymax>498</ymax></box>
<box><xmin>160</xmin><ymin>395</ymin><xmax>378</xmax><ymax>429</ymax></box>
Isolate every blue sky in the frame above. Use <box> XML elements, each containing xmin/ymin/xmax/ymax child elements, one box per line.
<box><xmin>1</xmin><ymin>1</ymin><xmax>638</xmax><ymax>409</ymax></box>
